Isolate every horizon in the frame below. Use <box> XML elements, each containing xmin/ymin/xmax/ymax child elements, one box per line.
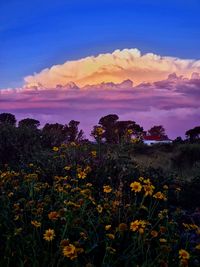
<box><xmin>1</xmin><ymin>1</ymin><xmax>200</xmax><ymax>138</ymax></box>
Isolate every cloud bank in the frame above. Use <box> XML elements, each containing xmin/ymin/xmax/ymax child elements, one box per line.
<box><xmin>24</xmin><ymin>48</ymin><xmax>200</xmax><ymax>88</ymax></box>
<box><xmin>1</xmin><ymin>70</ymin><xmax>200</xmax><ymax>138</ymax></box>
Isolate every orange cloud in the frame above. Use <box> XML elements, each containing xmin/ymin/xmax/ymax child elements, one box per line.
<box><xmin>24</xmin><ymin>48</ymin><xmax>200</xmax><ymax>88</ymax></box>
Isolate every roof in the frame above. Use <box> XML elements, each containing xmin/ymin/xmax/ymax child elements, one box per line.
<box><xmin>143</xmin><ymin>135</ymin><xmax>170</xmax><ymax>141</ymax></box>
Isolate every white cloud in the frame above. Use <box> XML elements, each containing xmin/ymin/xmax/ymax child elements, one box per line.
<box><xmin>24</xmin><ymin>48</ymin><xmax>200</xmax><ymax>88</ymax></box>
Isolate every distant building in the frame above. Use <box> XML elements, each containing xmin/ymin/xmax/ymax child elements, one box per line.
<box><xmin>143</xmin><ymin>135</ymin><xmax>172</xmax><ymax>146</ymax></box>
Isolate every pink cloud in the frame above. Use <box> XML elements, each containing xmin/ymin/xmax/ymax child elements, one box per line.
<box><xmin>1</xmin><ymin>73</ymin><xmax>200</xmax><ymax>138</ymax></box>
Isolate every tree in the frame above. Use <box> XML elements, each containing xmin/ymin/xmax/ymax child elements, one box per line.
<box><xmin>94</xmin><ymin>114</ymin><xmax>143</xmax><ymax>144</ymax></box>
<box><xmin>147</xmin><ymin>125</ymin><xmax>167</xmax><ymax>138</ymax></box>
<box><xmin>0</xmin><ymin>113</ymin><xmax>16</xmax><ymax>126</ymax></box>
<box><xmin>65</xmin><ymin>120</ymin><xmax>84</xmax><ymax>142</ymax></box>
<box><xmin>42</xmin><ymin>123</ymin><xmax>67</xmax><ymax>147</ymax></box>
<box><xmin>98</xmin><ymin>114</ymin><xmax>119</xmax><ymax>143</ymax></box>
<box><xmin>18</xmin><ymin>118</ymin><xmax>40</xmax><ymax>129</ymax></box>
<box><xmin>185</xmin><ymin>126</ymin><xmax>200</xmax><ymax>142</ymax></box>
<box><xmin>115</xmin><ymin>120</ymin><xmax>143</xmax><ymax>143</ymax></box>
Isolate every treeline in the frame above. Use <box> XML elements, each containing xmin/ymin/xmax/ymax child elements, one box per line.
<box><xmin>0</xmin><ymin>112</ymin><xmax>199</xmax><ymax>166</ymax></box>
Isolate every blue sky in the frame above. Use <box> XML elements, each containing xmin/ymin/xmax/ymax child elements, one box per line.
<box><xmin>1</xmin><ymin>0</ymin><xmax>200</xmax><ymax>88</ymax></box>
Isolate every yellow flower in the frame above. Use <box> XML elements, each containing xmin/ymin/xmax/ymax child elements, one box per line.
<box><xmin>31</xmin><ymin>220</ymin><xmax>41</xmax><ymax>228</ymax></box>
<box><xmin>195</xmin><ymin>244</ymin><xmax>200</xmax><ymax>250</ymax></box>
<box><xmin>163</xmin><ymin>185</ymin><xmax>168</xmax><ymax>190</ymax></box>
<box><xmin>106</xmin><ymin>234</ymin><xmax>115</xmax><ymax>240</ymax></box>
<box><xmin>77</xmin><ymin>171</ymin><xmax>87</xmax><ymax>179</ymax></box>
<box><xmin>143</xmin><ymin>184</ymin><xmax>155</xmax><ymax>196</ymax></box>
<box><xmin>96</xmin><ymin>127</ymin><xmax>104</xmax><ymax>136</ymax></box>
<box><xmin>153</xmin><ymin>191</ymin><xmax>166</xmax><ymax>200</ymax></box>
<box><xmin>64</xmin><ymin>166</ymin><xmax>71</xmax><ymax>171</ymax></box>
<box><xmin>139</xmin><ymin>177</ymin><xmax>144</xmax><ymax>182</ymax></box>
<box><xmin>97</xmin><ymin>205</ymin><xmax>103</xmax><ymax>213</ymax></box>
<box><xmin>43</xmin><ymin>229</ymin><xmax>55</xmax><ymax>241</ymax></box>
<box><xmin>48</xmin><ymin>211</ymin><xmax>60</xmax><ymax>221</ymax></box>
<box><xmin>150</xmin><ymin>230</ymin><xmax>158</xmax><ymax>238</ymax></box>
<box><xmin>103</xmin><ymin>185</ymin><xmax>112</xmax><ymax>193</ymax></box>
<box><xmin>91</xmin><ymin>151</ymin><xmax>97</xmax><ymax>157</ymax></box>
<box><xmin>105</xmin><ymin>225</ymin><xmax>112</xmax><ymax>231</ymax></box>
<box><xmin>8</xmin><ymin>192</ymin><xmax>14</xmax><ymax>197</ymax></box>
<box><xmin>130</xmin><ymin>182</ymin><xmax>142</xmax><ymax>193</ymax></box>
<box><xmin>130</xmin><ymin>220</ymin><xmax>147</xmax><ymax>233</ymax></box>
<box><xmin>63</xmin><ymin>244</ymin><xmax>77</xmax><ymax>260</ymax></box>
<box><xmin>52</xmin><ymin>146</ymin><xmax>59</xmax><ymax>152</ymax></box>
<box><xmin>159</xmin><ymin>238</ymin><xmax>167</xmax><ymax>243</ymax></box>
<box><xmin>179</xmin><ymin>249</ymin><xmax>190</xmax><ymax>260</ymax></box>
<box><xmin>127</xmin><ymin>129</ymin><xmax>133</xmax><ymax>135</ymax></box>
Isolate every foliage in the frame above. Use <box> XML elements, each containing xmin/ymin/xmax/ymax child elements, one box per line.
<box><xmin>0</xmin><ymin>143</ymin><xmax>200</xmax><ymax>267</ymax></box>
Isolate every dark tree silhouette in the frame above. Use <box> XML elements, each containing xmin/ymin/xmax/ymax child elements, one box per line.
<box><xmin>0</xmin><ymin>113</ymin><xmax>17</xmax><ymax>126</ymax></box>
<box><xmin>185</xmin><ymin>126</ymin><xmax>200</xmax><ymax>142</ymax></box>
<box><xmin>65</xmin><ymin>120</ymin><xmax>84</xmax><ymax>142</ymax></box>
<box><xmin>42</xmin><ymin>123</ymin><xmax>67</xmax><ymax>147</ymax></box>
<box><xmin>18</xmin><ymin>118</ymin><xmax>40</xmax><ymax>129</ymax></box>
<box><xmin>95</xmin><ymin>114</ymin><xmax>143</xmax><ymax>143</ymax></box>
<box><xmin>98</xmin><ymin>114</ymin><xmax>119</xmax><ymax>143</ymax></box>
<box><xmin>147</xmin><ymin>125</ymin><xmax>167</xmax><ymax>138</ymax></box>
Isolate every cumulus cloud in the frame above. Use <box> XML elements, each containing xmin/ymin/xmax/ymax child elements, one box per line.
<box><xmin>24</xmin><ymin>48</ymin><xmax>200</xmax><ymax>88</ymax></box>
<box><xmin>1</xmin><ymin>73</ymin><xmax>200</xmax><ymax>138</ymax></box>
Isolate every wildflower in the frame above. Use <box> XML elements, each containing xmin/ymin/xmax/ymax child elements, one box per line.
<box><xmin>130</xmin><ymin>181</ymin><xmax>142</xmax><ymax>193</ymax></box>
<box><xmin>106</xmin><ymin>234</ymin><xmax>115</xmax><ymax>240</ymax></box>
<box><xmin>153</xmin><ymin>191</ymin><xmax>166</xmax><ymax>200</ymax></box>
<box><xmin>80</xmin><ymin>232</ymin><xmax>88</xmax><ymax>240</ymax></box>
<box><xmin>105</xmin><ymin>225</ymin><xmax>112</xmax><ymax>231</ymax></box>
<box><xmin>150</xmin><ymin>230</ymin><xmax>158</xmax><ymax>238</ymax></box>
<box><xmin>64</xmin><ymin>201</ymin><xmax>81</xmax><ymax>209</ymax></box>
<box><xmin>179</xmin><ymin>249</ymin><xmax>190</xmax><ymax>260</ymax></box>
<box><xmin>175</xmin><ymin>187</ymin><xmax>181</xmax><ymax>192</ymax></box>
<box><xmin>97</xmin><ymin>205</ymin><xmax>103</xmax><ymax>213</ymax></box>
<box><xmin>163</xmin><ymin>185</ymin><xmax>168</xmax><ymax>190</ymax></box>
<box><xmin>130</xmin><ymin>220</ymin><xmax>147</xmax><ymax>234</ymax></box>
<box><xmin>14</xmin><ymin>228</ymin><xmax>23</xmax><ymax>236</ymax></box>
<box><xmin>103</xmin><ymin>185</ymin><xmax>112</xmax><ymax>193</ymax></box>
<box><xmin>139</xmin><ymin>177</ymin><xmax>144</xmax><ymax>182</ymax></box>
<box><xmin>77</xmin><ymin>170</ymin><xmax>87</xmax><ymax>179</ymax></box>
<box><xmin>158</xmin><ymin>209</ymin><xmax>168</xmax><ymax>219</ymax></box>
<box><xmin>195</xmin><ymin>228</ymin><xmax>200</xmax><ymax>236</ymax></box>
<box><xmin>91</xmin><ymin>151</ymin><xmax>97</xmax><ymax>157</ymax></box>
<box><xmin>127</xmin><ymin>129</ymin><xmax>133</xmax><ymax>135</ymax></box>
<box><xmin>159</xmin><ymin>226</ymin><xmax>167</xmax><ymax>233</ymax></box>
<box><xmin>86</xmin><ymin>183</ymin><xmax>93</xmax><ymax>187</ymax></box>
<box><xmin>64</xmin><ymin>166</ymin><xmax>71</xmax><ymax>171</ymax></box>
<box><xmin>31</xmin><ymin>220</ymin><xmax>41</xmax><ymax>228</ymax></box>
<box><xmin>48</xmin><ymin>211</ymin><xmax>60</xmax><ymax>221</ymax></box>
<box><xmin>43</xmin><ymin>229</ymin><xmax>55</xmax><ymax>241</ymax></box>
<box><xmin>159</xmin><ymin>238</ymin><xmax>167</xmax><ymax>243</ymax></box>
<box><xmin>143</xmin><ymin>184</ymin><xmax>155</xmax><ymax>196</ymax></box>
<box><xmin>195</xmin><ymin>244</ymin><xmax>200</xmax><ymax>250</ymax></box>
<box><xmin>8</xmin><ymin>192</ymin><xmax>14</xmax><ymax>197</ymax></box>
<box><xmin>96</xmin><ymin>127</ymin><xmax>104</xmax><ymax>136</ymax></box>
<box><xmin>118</xmin><ymin>223</ymin><xmax>128</xmax><ymax>231</ymax></box>
<box><xmin>106</xmin><ymin>246</ymin><xmax>116</xmax><ymax>254</ymax></box>
<box><xmin>143</xmin><ymin>178</ymin><xmax>151</xmax><ymax>184</ymax></box>
<box><xmin>52</xmin><ymin>146</ymin><xmax>59</xmax><ymax>152</ymax></box>
<box><xmin>63</xmin><ymin>244</ymin><xmax>77</xmax><ymax>260</ymax></box>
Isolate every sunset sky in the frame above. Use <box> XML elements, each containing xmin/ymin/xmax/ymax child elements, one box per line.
<box><xmin>1</xmin><ymin>0</ymin><xmax>200</xmax><ymax>138</ymax></box>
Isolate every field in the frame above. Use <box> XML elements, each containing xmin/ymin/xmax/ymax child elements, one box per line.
<box><xmin>0</xmin><ymin>142</ymin><xmax>200</xmax><ymax>267</ymax></box>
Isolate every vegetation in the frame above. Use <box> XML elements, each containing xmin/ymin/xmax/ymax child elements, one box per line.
<box><xmin>0</xmin><ymin>113</ymin><xmax>200</xmax><ymax>267</ymax></box>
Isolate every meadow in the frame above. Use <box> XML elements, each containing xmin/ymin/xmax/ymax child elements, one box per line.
<box><xmin>0</xmin><ymin>141</ymin><xmax>200</xmax><ymax>267</ymax></box>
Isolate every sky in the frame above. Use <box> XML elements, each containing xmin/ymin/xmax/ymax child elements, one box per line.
<box><xmin>1</xmin><ymin>0</ymin><xmax>200</xmax><ymax>138</ymax></box>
